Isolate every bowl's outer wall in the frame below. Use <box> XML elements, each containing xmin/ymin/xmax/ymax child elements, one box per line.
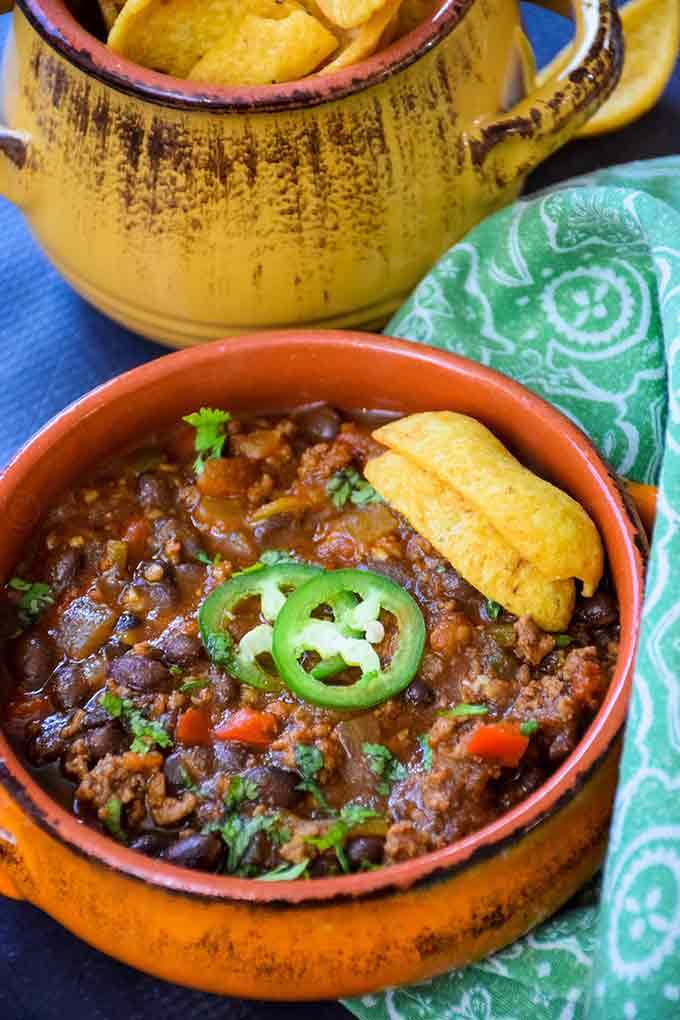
<box><xmin>4</xmin><ymin>0</ymin><xmax>529</xmax><ymax>344</ymax></box>
<box><xmin>0</xmin><ymin>333</ymin><xmax>644</xmax><ymax>998</ymax></box>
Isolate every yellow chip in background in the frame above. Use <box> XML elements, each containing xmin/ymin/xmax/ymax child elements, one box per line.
<box><xmin>109</xmin><ymin>0</ymin><xmax>296</xmax><ymax>78</ymax></box>
<box><xmin>189</xmin><ymin>10</ymin><xmax>338</xmax><ymax>85</ymax></box>
<box><xmin>322</xmin><ymin>0</ymin><xmax>401</xmax><ymax>72</ymax></box>
<box><xmin>316</xmin><ymin>0</ymin><xmax>390</xmax><ymax>29</ymax></box>
<box><xmin>365</xmin><ymin>451</ymin><xmax>576</xmax><ymax>632</ymax></box>
<box><xmin>98</xmin><ymin>0</ymin><xmax>126</xmax><ymax>31</ymax></box>
<box><xmin>374</xmin><ymin>412</ymin><xmax>604</xmax><ymax>597</ymax></box>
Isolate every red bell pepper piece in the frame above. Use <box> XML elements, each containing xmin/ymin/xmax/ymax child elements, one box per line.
<box><xmin>467</xmin><ymin>722</ymin><xmax>529</xmax><ymax>768</ymax></box>
<box><xmin>122</xmin><ymin>516</ymin><xmax>151</xmax><ymax>565</ymax></box>
<box><xmin>214</xmin><ymin>707</ymin><xmax>278</xmax><ymax>748</ymax></box>
<box><xmin>176</xmin><ymin>706</ymin><xmax>212</xmax><ymax>747</ymax></box>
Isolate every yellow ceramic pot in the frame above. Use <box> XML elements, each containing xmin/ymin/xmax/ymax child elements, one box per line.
<box><xmin>0</xmin><ymin>333</ymin><xmax>645</xmax><ymax>998</ymax></box>
<box><xmin>0</xmin><ymin>0</ymin><xmax>621</xmax><ymax>346</ymax></box>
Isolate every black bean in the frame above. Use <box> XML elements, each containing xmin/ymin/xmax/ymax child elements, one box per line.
<box><xmin>27</xmin><ymin>713</ymin><xmax>67</xmax><ymax>765</ymax></box>
<box><xmin>52</xmin><ymin>662</ymin><xmax>90</xmax><ymax>711</ymax></box>
<box><xmin>212</xmin><ymin>741</ymin><xmax>250</xmax><ymax>772</ymax></box>
<box><xmin>10</xmin><ymin>632</ymin><xmax>53</xmax><ymax>691</ymax></box>
<box><xmin>157</xmin><ymin>631</ymin><xmax>204</xmax><ymax>668</ymax></box>
<box><xmin>294</xmin><ymin>405</ymin><xmax>341</xmax><ymax>443</ymax></box>
<box><xmin>163</xmin><ymin>751</ymin><xmax>192</xmax><ymax>797</ymax></box>
<box><xmin>243</xmin><ymin>766</ymin><xmax>301</xmax><ymax>809</ymax></box>
<box><xmin>239</xmin><ymin>831</ymin><xmax>272</xmax><ymax>874</ymax></box>
<box><xmin>365</xmin><ymin>559</ymin><xmax>415</xmax><ymax>592</ymax></box>
<box><xmin>49</xmin><ymin>547</ymin><xmax>84</xmax><ymax>594</ymax></box>
<box><xmin>103</xmin><ymin>639</ymin><xmax>130</xmax><ymax>660</ymax></box>
<box><xmin>153</xmin><ymin>517</ymin><xmax>204</xmax><ymax>563</ymax></box>
<box><xmin>129</xmin><ymin>833</ymin><xmax>173</xmax><ymax>857</ymax></box>
<box><xmin>574</xmin><ymin>592</ymin><xmax>618</xmax><ymax>628</ymax></box>
<box><xmin>137</xmin><ymin>473</ymin><xmax>171</xmax><ymax>509</ymax></box>
<box><xmin>309</xmin><ymin>851</ymin><xmax>341</xmax><ymax>877</ymax></box>
<box><xmin>346</xmin><ymin>836</ymin><xmax>385</xmax><ymax>869</ymax></box>
<box><xmin>115</xmin><ymin>612</ymin><xmax>142</xmax><ymax>633</ymax></box>
<box><xmin>109</xmin><ymin>652</ymin><xmax>171</xmax><ymax>692</ymax></box>
<box><xmin>403</xmin><ymin>678</ymin><xmax>436</xmax><ymax>707</ymax></box>
<box><xmin>86</xmin><ymin>721</ymin><xmax>127</xmax><ymax>761</ymax></box>
<box><xmin>163</xmin><ymin>834</ymin><xmax>223</xmax><ymax>871</ymax></box>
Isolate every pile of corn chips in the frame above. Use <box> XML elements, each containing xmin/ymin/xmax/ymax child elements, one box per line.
<box><xmin>365</xmin><ymin>412</ymin><xmax>604</xmax><ymax>632</ymax></box>
<box><xmin>99</xmin><ymin>0</ymin><xmax>435</xmax><ymax>86</ymax></box>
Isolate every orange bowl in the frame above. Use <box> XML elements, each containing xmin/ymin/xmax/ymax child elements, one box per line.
<box><xmin>0</xmin><ymin>331</ymin><xmax>645</xmax><ymax>999</ymax></box>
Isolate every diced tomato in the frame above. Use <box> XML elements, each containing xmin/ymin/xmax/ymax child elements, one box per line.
<box><xmin>176</xmin><ymin>707</ymin><xmax>212</xmax><ymax>747</ymax></box>
<box><xmin>213</xmin><ymin>707</ymin><xmax>278</xmax><ymax>748</ymax></box>
<box><xmin>196</xmin><ymin>457</ymin><xmax>256</xmax><ymax>499</ymax></box>
<box><xmin>122</xmin><ymin>515</ymin><xmax>151</xmax><ymax>565</ymax></box>
<box><xmin>467</xmin><ymin>722</ymin><xmax>529</xmax><ymax>768</ymax></box>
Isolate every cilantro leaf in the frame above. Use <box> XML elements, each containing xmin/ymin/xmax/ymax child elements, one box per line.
<box><xmin>258</xmin><ymin>858</ymin><xmax>309</xmax><ymax>881</ymax></box>
<box><xmin>179</xmin><ymin>765</ymin><xmax>200</xmax><ymax>794</ymax></box>
<box><xmin>8</xmin><ymin>577</ymin><xmax>54</xmax><ymax>632</ymax></box>
<box><xmin>305</xmin><ymin>802</ymin><xmax>379</xmax><ymax>872</ymax></box>
<box><xmin>295</xmin><ymin>745</ymin><xmax>332</xmax><ymax>813</ymax></box>
<box><xmin>362</xmin><ymin>742</ymin><xmax>407</xmax><ymax>795</ymax></box>
<box><xmin>233</xmin><ymin>548</ymin><xmax>299</xmax><ymax>578</ymax></box>
<box><xmin>101</xmin><ymin>693</ymin><xmax>172</xmax><ymax>754</ymax></box>
<box><xmin>554</xmin><ymin>634</ymin><xmax>574</xmax><ymax>648</ymax></box>
<box><xmin>485</xmin><ymin>599</ymin><xmax>503</xmax><ymax>621</ymax></box>
<box><xmin>520</xmin><ymin>720</ymin><xmax>540</xmax><ymax>737</ymax></box>
<box><xmin>206</xmin><ymin>632</ymin><xmax>235</xmax><ymax>670</ymax></box>
<box><xmin>182</xmin><ymin>407</ymin><xmax>232</xmax><ymax>474</ymax></box>
<box><xmin>325</xmin><ymin>468</ymin><xmax>382</xmax><ymax>509</ymax></box>
<box><xmin>225</xmin><ymin>775</ymin><xmax>259</xmax><ymax>809</ymax></box>
<box><xmin>103</xmin><ymin>797</ymin><xmax>126</xmax><ymax>843</ymax></box>
<box><xmin>179</xmin><ymin>677</ymin><xmax>210</xmax><ymax>695</ymax></box>
<box><xmin>220</xmin><ymin>813</ymin><xmax>282</xmax><ymax>875</ymax></box>
<box><xmin>197</xmin><ymin>551</ymin><xmax>222</xmax><ymax>567</ymax></box>
<box><xmin>418</xmin><ymin>734</ymin><xmax>433</xmax><ymax>771</ymax></box>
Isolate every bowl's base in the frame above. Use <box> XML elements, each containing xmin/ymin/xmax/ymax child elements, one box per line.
<box><xmin>51</xmin><ymin>254</ymin><xmax>402</xmax><ymax>347</ymax></box>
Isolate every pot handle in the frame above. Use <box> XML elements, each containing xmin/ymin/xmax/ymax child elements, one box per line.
<box><xmin>0</xmin><ymin>786</ymin><xmax>24</xmax><ymax>900</ymax></box>
<box><xmin>468</xmin><ymin>0</ymin><xmax>623</xmax><ymax>174</ymax></box>
<box><xmin>0</xmin><ymin>3</ymin><xmax>32</xmax><ymax>208</ymax></box>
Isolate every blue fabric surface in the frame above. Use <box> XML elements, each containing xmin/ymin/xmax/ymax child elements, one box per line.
<box><xmin>1</xmin><ymin>5</ymin><xmax>679</xmax><ymax>1019</ymax></box>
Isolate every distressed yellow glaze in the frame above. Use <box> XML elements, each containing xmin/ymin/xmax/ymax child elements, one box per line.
<box><xmin>0</xmin><ymin>0</ymin><xmax>621</xmax><ymax>346</ymax></box>
<box><xmin>0</xmin><ymin>745</ymin><xmax>618</xmax><ymax>998</ymax></box>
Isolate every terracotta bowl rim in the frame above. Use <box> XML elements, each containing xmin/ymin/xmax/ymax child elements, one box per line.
<box><xmin>16</xmin><ymin>0</ymin><xmax>476</xmax><ymax>112</ymax></box>
<box><xmin>0</xmin><ymin>330</ymin><xmax>645</xmax><ymax>906</ymax></box>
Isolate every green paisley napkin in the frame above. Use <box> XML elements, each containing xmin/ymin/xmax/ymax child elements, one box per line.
<box><xmin>344</xmin><ymin>156</ymin><xmax>680</xmax><ymax>1020</ymax></box>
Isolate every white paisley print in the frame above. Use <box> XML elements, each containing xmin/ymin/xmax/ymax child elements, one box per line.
<box><xmin>343</xmin><ymin>157</ymin><xmax>680</xmax><ymax>1020</ymax></box>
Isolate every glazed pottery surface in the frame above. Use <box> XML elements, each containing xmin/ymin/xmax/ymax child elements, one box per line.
<box><xmin>0</xmin><ymin>332</ymin><xmax>644</xmax><ymax>998</ymax></box>
<box><xmin>0</xmin><ymin>0</ymin><xmax>622</xmax><ymax>346</ymax></box>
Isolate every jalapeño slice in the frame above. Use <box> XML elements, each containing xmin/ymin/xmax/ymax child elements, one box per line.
<box><xmin>272</xmin><ymin>569</ymin><xmax>425</xmax><ymax>710</ymax></box>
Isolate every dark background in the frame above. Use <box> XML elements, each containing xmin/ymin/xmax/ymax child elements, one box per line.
<box><xmin>1</xmin><ymin>4</ymin><xmax>678</xmax><ymax>1018</ymax></box>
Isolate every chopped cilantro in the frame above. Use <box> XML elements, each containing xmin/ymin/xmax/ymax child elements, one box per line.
<box><xmin>197</xmin><ymin>550</ymin><xmax>222</xmax><ymax>567</ymax></box>
<box><xmin>326</xmin><ymin>468</ymin><xmax>382</xmax><ymax>509</ymax></box>
<box><xmin>101</xmin><ymin>692</ymin><xmax>172</xmax><ymax>754</ymax></box>
<box><xmin>305</xmin><ymin>803</ymin><xmax>379</xmax><ymax>872</ymax></box>
<box><xmin>169</xmin><ymin>664</ymin><xmax>184</xmax><ymax>678</ymax></box>
<box><xmin>438</xmin><ymin>704</ymin><xmax>489</xmax><ymax>718</ymax></box>
<box><xmin>205</xmin><ymin>632</ymin><xmax>235</xmax><ymax>670</ymax></box>
<box><xmin>179</xmin><ymin>677</ymin><xmax>210</xmax><ymax>695</ymax></box>
<box><xmin>225</xmin><ymin>775</ymin><xmax>259</xmax><ymax>809</ymax></box>
<box><xmin>554</xmin><ymin>634</ymin><xmax>574</xmax><ymax>648</ymax></box>
<box><xmin>258</xmin><ymin>858</ymin><xmax>309</xmax><ymax>881</ymax></box>
<box><xmin>294</xmin><ymin>745</ymin><xmax>332</xmax><ymax>812</ymax></box>
<box><xmin>520</xmin><ymin>720</ymin><xmax>540</xmax><ymax>737</ymax></box>
<box><xmin>362</xmin><ymin>742</ymin><xmax>407</xmax><ymax>795</ymax></box>
<box><xmin>8</xmin><ymin>578</ymin><xmax>54</xmax><ymax>633</ymax></box>
<box><xmin>220</xmin><ymin>813</ymin><xmax>282</xmax><ymax>875</ymax></box>
<box><xmin>418</xmin><ymin>734</ymin><xmax>433</xmax><ymax>771</ymax></box>
<box><xmin>485</xmin><ymin>599</ymin><xmax>503</xmax><ymax>621</ymax></box>
<box><xmin>182</xmin><ymin>407</ymin><xmax>232</xmax><ymax>475</ymax></box>
<box><xmin>233</xmin><ymin>548</ymin><xmax>299</xmax><ymax>578</ymax></box>
<box><xmin>103</xmin><ymin>797</ymin><xmax>126</xmax><ymax>843</ymax></box>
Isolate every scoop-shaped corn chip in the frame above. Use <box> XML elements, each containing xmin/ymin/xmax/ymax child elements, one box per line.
<box><xmin>315</xmin><ymin>0</ymin><xmax>389</xmax><ymax>29</ymax></box>
<box><xmin>98</xmin><ymin>0</ymin><xmax>126</xmax><ymax>31</ymax></box>
<box><xmin>374</xmin><ymin>412</ymin><xmax>603</xmax><ymax>597</ymax></box>
<box><xmin>189</xmin><ymin>10</ymin><xmax>338</xmax><ymax>85</ymax></box>
<box><xmin>109</xmin><ymin>0</ymin><xmax>297</xmax><ymax>78</ymax></box>
<box><xmin>322</xmin><ymin>0</ymin><xmax>401</xmax><ymax>71</ymax></box>
<box><xmin>365</xmin><ymin>452</ymin><xmax>576</xmax><ymax>632</ymax></box>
